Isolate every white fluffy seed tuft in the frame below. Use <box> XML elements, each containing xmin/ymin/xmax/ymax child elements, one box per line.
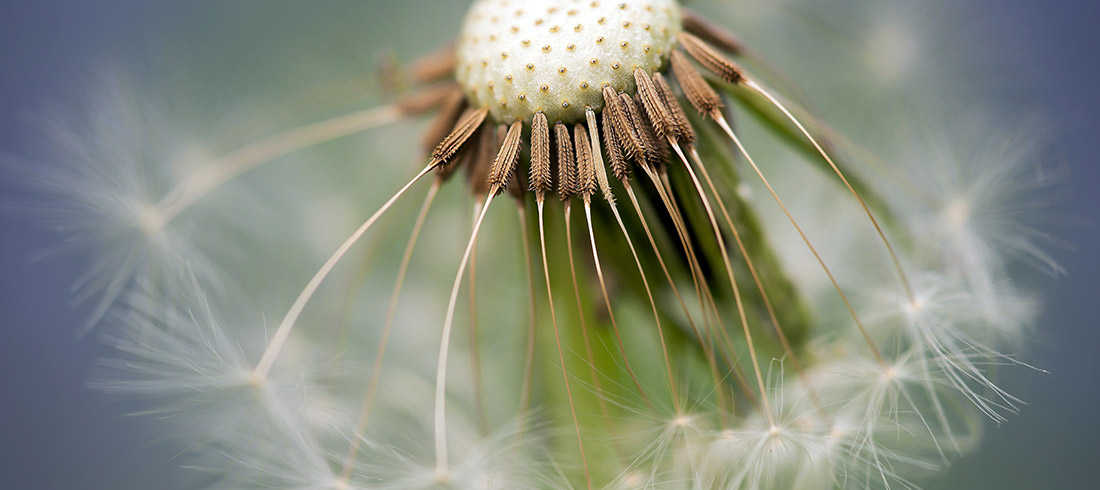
<box><xmin>456</xmin><ymin>0</ymin><xmax>681</xmax><ymax>124</ymax></box>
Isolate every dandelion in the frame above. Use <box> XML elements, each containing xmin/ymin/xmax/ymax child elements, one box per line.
<box><xmin>13</xmin><ymin>0</ymin><xmax>1058</xmax><ymax>489</ymax></box>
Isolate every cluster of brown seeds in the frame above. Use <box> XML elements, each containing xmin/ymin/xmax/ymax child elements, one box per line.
<box><xmin>403</xmin><ymin>30</ymin><xmax>743</xmax><ymax>205</ymax></box>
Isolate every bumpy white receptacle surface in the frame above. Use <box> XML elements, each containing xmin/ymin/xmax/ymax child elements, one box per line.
<box><xmin>456</xmin><ymin>0</ymin><xmax>682</xmax><ymax>124</ymax></box>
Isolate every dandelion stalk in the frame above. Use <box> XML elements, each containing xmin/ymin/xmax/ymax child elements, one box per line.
<box><xmin>251</xmin><ymin>162</ymin><xmax>435</xmax><ymax>382</ymax></box>
<box><xmin>742</xmin><ymin>77</ymin><xmax>915</xmax><ymax>302</ymax></box>
<box><xmin>337</xmin><ymin>177</ymin><xmax>441</xmax><ymax>484</ymax></box>
<box><xmin>251</xmin><ymin>106</ymin><xmax>488</xmax><ymax>382</ymax></box>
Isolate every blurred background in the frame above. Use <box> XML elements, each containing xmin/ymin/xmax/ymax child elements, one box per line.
<box><xmin>0</xmin><ymin>1</ymin><xmax>1095</xmax><ymax>488</ymax></box>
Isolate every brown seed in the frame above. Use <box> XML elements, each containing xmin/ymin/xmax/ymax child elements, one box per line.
<box><xmin>602</xmin><ymin>85</ymin><xmax>643</xmax><ymax>161</ymax></box>
<box><xmin>670</xmin><ymin>50</ymin><xmax>724</xmax><ymax>118</ymax></box>
<box><xmin>601</xmin><ymin>110</ymin><xmax>631</xmax><ymax>181</ymax></box>
<box><xmin>633</xmin><ymin>68</ymin><xmax>673</xmax><ymax>141</ymax></box>
<box><xmin>677</xmin><ymin>32</ymin><xmax>744</xmax><ymax>85</ymax></box>
<box><xmin>501</xmin><ymin>121</ymin><xmax>525</xmax><ymax>200</ymax></box>
<box><xmin>573</xmin><ymin>123</ymin><xmax>597</xmax><ymax>200</ymax></box>
<box><xmin>529</xmin><ymin>112</ymin><xmax>553</xmax><ymax>200</ymax></box>
<box><xmin>431</xmin><ymin>107</ymin><xmax>487</xmax><ymax>166</ymax></box>
<box><xmin>681</xmin><ymin>8</ymin><xmax>744</xmax><ymax>55</ymax></box>
<box><xmin>619</xmin><ymin>93</ymin><xmax>659</xmax><ymax>166</ymax></box>
<box><xmin>652</xmin><ymin>72</ymin><xmax>696</xmax><ymax>146</ymax></box>
<box><xmin>634</xmin><ymin>93</ymin><xmax>670</xmax><ymax>166</ymax></box>
<box><xmin>555</xmin><ymin>123</ymin><xmax>577</xmax><ymax>200</ymax></box>
<box><xmin>488</xmin><ymin>121</ymin><xmax>525</xmax><ymax>194</ymax></box>
<box><xmin>436</xmin><ymin>130</ymin><xmax>472</xmax><ymax>182</ymax></box>
<box><xmin>436</xmin><ymin>111</ymin><xmax>481</xmax><ymax>182</ymax></box>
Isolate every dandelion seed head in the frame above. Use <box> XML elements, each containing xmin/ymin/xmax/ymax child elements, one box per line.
<box><xmin>456</xmin><ymin>0</ymin><xmax>681</xmax><ymax>124</ymax></box>
<box><xmin>38</xmin><ymin>1</ymin><xmax>1058</xmax><ymax>488</ymax></box>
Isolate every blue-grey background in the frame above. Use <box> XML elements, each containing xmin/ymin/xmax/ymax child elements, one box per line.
<box><xmin>0</xmin><ymin>1</ymin><xmax>1095</xmax><ymax>489</ymax></box>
